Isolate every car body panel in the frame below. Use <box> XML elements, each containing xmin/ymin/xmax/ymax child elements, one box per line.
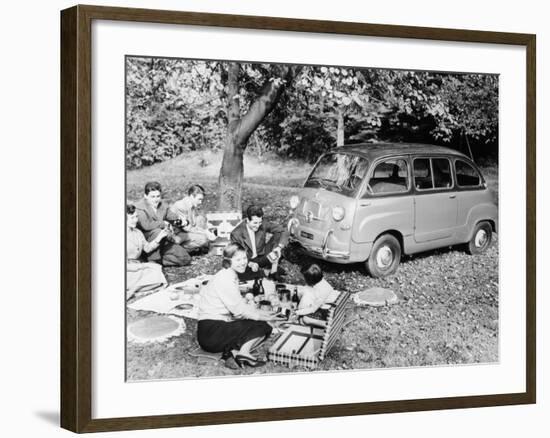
<box><xmin>413</xmin><ymin>191</ymin><xmax>458</xmax><ymax>242</ymax></box>
<box><xmin>288</xmin><ymin>142</ymin><xmax>497</xmax><ymax>266</ymax></box>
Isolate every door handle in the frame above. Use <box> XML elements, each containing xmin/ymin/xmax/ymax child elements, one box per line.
<box><xmin>449</xmin><ymin>194</ymin><xmax>456</xmax><ymax>199</ymax></box>
<box><xmin>360</xmin><ymin>202</ymin><xmax>371</xmax><ymax>207</ymax></box>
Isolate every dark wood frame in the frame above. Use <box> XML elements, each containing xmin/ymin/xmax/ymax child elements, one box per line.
<box><xmin>60</xmin><ymin>4</ymin><xmax>536</xmax><ymax>433</ymax></box>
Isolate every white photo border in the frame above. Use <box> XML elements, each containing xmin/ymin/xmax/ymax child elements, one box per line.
<box><xmin>92</xmin><ymin>19</ymin><xmax>526</xmax><ymax>419</ymax></box>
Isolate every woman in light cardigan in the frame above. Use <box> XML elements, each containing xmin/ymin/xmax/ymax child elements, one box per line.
<box><xmin>197</xmin><ymin>242</ymin><xmax>281</xmax><ymax>369</ymax></box>
<box><xmin>126</xmin><ymin>204</ymin><xmax>168</xmax><ymax>299</ymax></box>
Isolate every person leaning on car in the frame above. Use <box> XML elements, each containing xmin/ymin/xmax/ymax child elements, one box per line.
<box><xmin>230</xmin><ymin>205</ymin><xmax>289</xmax><ymax>281</ymax></box>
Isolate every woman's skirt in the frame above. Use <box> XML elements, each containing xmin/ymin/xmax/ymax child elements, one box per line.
<box><xmin>126</xmin><ymin>261</ymin><xmax>167</xmax><ymax>299</ymax></box>
<box><xmin>197</xmin><ymin>319</ymin><xmax>272</xmax><ymax>359</ymax></box>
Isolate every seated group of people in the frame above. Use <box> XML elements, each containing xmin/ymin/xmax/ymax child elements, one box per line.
<box><xmin>126</xmin><ymin>182</ymin><xmax>214</xmax><ymax>299</ymax></box>
<box><xmin>126</xmin><ymin>181</ymin><xmax>290</xmax><ymax>298</ymax></box>
<box><xmin>126</xmin><ymin>181</ymin><xmax>338</xmax><ymax>369</ymax></box>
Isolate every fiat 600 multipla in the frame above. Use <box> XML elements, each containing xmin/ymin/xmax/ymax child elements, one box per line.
<box><xmin>287</xmin><ymin>143</ymin><xmax>498</xmax><ymax>277</ymax></box>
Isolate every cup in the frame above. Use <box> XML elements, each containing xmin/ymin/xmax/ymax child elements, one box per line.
<box><xmin>279</xmin><ymin>289</ymin><xmax>291</xmax><ymax>303</ymax></box>
<box><xmin>259</xmin><ymin>300</ymin><xmax>272</xmax><ymax>311</ymax></box>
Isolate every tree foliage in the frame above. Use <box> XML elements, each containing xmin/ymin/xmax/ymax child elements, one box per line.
<box><xmin>126</xmin><ymin>57</ymin><xmax>499</xmax><ymax>169</ymax></box>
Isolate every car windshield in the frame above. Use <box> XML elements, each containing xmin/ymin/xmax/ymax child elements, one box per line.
<box><xmin>305</xmin><ymin>153</ymin><xmax>369</xmax><ymax>197</ymax></box>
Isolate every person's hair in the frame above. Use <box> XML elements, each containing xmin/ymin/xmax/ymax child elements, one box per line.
<box><xmin>144</xmin><ymin>181</ymin><xmax>162</xmax><ymax>195</ymax></box>
<box><xmin>301</xmin><ymin>263</ymin><xmax>323</xmax><ymax>286</ymax></box>
<box><xmin>246</xmin><ymin>205</ymin><xmax>264</xmax><ymax>220</ymax></box>
<box><xmin>188</xmin><ymin>184</ymin><xmax>205</xmax><ymax>197</ymax></box>
<box><xmin>222</xmin><ymin>242</ymin><xmax>246</xmax><ymax>269</ymax></box>
<box><xmin>126</xmin><ymin>204</ymin><xmax>136</xmax><ymax>215</ymax></box>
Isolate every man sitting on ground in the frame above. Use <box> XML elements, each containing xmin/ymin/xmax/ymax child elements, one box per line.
<box><xmin>230</xmin><ymin>205</ymin><xmax>289</xmax><ymax>281</ymax></box>
<box><xmin>134</xmin><ymin>181</ymin><xmax>191</xmax><ymax>267</ymax></box>
<box><xmin>170</xmin><ymin>184</ymin><xmax>216</xmax><ymax>255</ymax></box>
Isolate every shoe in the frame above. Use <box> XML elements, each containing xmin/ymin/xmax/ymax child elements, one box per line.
<box><xmin>224</xmin><ymin>355</ymin><xmax>241</xmax><ymax>370</ymax></box>
<box><xmin>234</xmin><ymin>354</ymin><xmax>266</xmax><ymax>368</ymax></box>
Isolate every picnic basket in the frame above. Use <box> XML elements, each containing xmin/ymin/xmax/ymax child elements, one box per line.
<box><xmin>268</xmin><ymin>291</ymin><xmax>350</xmax><ymax>369</ymax></box>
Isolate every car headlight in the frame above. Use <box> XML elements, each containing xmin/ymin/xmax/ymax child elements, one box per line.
<box><xmin>289</xmin><ymin>195</ymin><xmax>300</xmax><ymax>209</ymax></box>
<box><xmin>288</xmin><ymin>218</ymin><xmax>299</xmax><ymax>234</ymax></box>
<box><xmin>332</xmin><ymin>206</ymin><xmax>345</xmax><ymax>221</ymax></box>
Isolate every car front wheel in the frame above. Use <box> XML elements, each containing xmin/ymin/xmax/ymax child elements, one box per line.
<box><xmin>366</xmin><ymin>234</ymin><xmax>401</xmax><ymax>278</ymax></box>
<box><xmin>466</xmin><ymin>221</ymin><xmax>492</xmax><ymax>255</ymax></box>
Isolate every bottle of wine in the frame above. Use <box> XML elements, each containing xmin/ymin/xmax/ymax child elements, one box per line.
<box><xmin>291</xmin><ymin>286</ymin><xmax>299</xmax><ymax>308</ymax></box>
<box><xmin>252</xmin><ymin>278</ymin><xmax>260</xmax><ymax>296</ymax></box>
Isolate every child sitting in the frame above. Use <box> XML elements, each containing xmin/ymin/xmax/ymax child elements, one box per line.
<box><xmin>295</xmin><ymin>264</ymin><xmax>340</xmax><ymax>328</ymax></box>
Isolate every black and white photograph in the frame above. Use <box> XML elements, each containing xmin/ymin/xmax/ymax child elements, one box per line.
<box><xmin>125</xmin><ymin>56</ymin><xmax>499</xmax><ymax>380</ymax></box>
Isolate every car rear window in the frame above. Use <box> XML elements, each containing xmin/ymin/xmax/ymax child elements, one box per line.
<box><xmin>432</xmin><ymin>158</ymin><xmax>452</xmax><ymax>188</ymax></box>
<box><xmin>455</xmin><ymin>160</ymin><xmax>482</xmax><ymax>187</ymax></box>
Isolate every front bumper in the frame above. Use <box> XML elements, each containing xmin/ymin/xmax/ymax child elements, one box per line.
<box><xmin>288</xmin><ymin>219</ymin><xmax>351</xmax><ymax>262</ymax></box>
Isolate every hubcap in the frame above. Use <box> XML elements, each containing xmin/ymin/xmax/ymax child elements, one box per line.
<box><xmin>376</xmin><ymin>245</ymin><xmax>393</xmax><ymax>268</ymax></box>
<box><xmin>475</xmin><ymin>229</ymin><xmax>488</xmax><ymax>248</ymax></box>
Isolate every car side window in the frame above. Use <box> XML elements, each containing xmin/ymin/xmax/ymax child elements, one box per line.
<box><xmin>413</xmin><ymin>158</ymin><xmax>433</xmax><ymax>190</ymax></box>
<box><xmin>432</xmin><ymin>158</ymin><xmax>452</xmax><ymax>188</ymax></box>
<box><xmin>455</xmin><ymin>160</ymin><xmax>481</xmax><ymax>187</ymax></box>
<box><xmin>367</xmin><ymin>159</ymin><xmax>409</xmax><ymax>195</ymax></box>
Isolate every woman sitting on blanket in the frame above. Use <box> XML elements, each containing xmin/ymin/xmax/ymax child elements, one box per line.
<box><xmin>126</xmin><ymin>204</ymin><xmax>168</xmax><ymax>300</ymax></box>
<box><xmin>295</xmin><ymin>263</ymin><xmax>340</xmax><ymax>328</ymax></box>
<box><xmin>197</xmin><ymin>242</ymin><xmax>283</xmax><ymax>369</ymax></box>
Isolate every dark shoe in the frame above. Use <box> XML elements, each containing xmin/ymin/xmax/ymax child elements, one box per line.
<box><xmin>224</xmin><ymin>356</ymin><xmax>241</xmax><ymax>370</ymax></box>
<box><xmin>235</xmin><ymin>354</ymin><xmax>266</xmax><ymax>368</ymax></box>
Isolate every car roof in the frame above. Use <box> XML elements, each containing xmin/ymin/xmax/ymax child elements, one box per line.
<box><xmin>331</xmin><ymin>142</ymin><xmax>470</xmax><ymax>161</ymax></box>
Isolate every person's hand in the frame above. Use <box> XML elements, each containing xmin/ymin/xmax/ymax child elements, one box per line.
<box><xmin>259</xmin><ymin>310</ymin><xmax>286</xmax><ymax>322</ymax></box>
<box><xmin>206</xmin><ymin>230</ymin><xmax>217</xmax><ymax>242</ymax></box>
<box><xmin>287</xmin><ymin>312</ymin><xmax>299</xmax><ymax>323</ymax></box>
<box><xmin>156</xmin><ymin>228</ymin><xmax>169</xmax><ymax>242</ymax></box>
<box><xmin>273</xmin><ymin>247</ymin><xmax>282</xmax><ymax>258</ymax></box>
<box><xmin>248</xmin><ymin>262</ymin><xmax>259</xmax><ymax>272</ymax></box>
<box><xmin>178</xmin><ymin>215</ymin><xmax>191</xmax><ymax>231</ymax></box>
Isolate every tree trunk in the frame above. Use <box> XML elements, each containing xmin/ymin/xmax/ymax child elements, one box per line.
<box><xmin>219</xmin><ymin>134</ymin><xmax>244</xmax><ymax>211</ymax></box>
<box><xmin>337</xmin><ymin>107</ymin><xmax>345</xmax><ymax>146</ymax></box>
<box><xmin>218</xmin><ymin>62</ymin><xmax>243</xmax><ymax>211</ymax></box>
<box><xmin>218</xmin><ymin>63</ymin><xmax>298</xmax><ymax>211</ymax></box>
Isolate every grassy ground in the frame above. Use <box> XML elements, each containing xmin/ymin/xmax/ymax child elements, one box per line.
<box><xmin>126</xmin><ymin>150</ymin><xmax>499</xmax><ymax>380</ymax></box>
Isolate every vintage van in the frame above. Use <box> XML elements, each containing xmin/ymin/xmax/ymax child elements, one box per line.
<box><xmin>287</xmin><ymin>143</ymin><xmax>498</xmax><ymax>277</ymax></box>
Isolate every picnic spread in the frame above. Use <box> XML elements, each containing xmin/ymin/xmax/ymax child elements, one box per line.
<box><xmin>127</xmin><ymin>274</ymin><xmax>353</xmax><ymax>366</ymax></box>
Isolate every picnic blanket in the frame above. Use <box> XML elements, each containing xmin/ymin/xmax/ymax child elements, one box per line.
<box><xmin>127</xmin><ymin>275</ymin><xmax>212</xmax><ymax>319</ymax></box>
<box><xmin>127</xmin><ymin>315</ymin><xmax>186</xmax><ymax>344</ymax></box>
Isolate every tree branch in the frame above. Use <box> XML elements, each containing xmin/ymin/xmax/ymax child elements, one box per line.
<box><xmin>235</xmin><ymin>65</ymin><xmax>299</xmax><ymax>146</ymax></box>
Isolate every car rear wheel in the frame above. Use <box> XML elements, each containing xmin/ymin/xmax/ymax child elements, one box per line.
<box><xmin>466</xmin><ymin>221</ymin><xmax>492</xmax><ymax>255</ymax></box>
<box><xmin>366</xmin><ymin>234</ymin><xmax>401</xmax><ymax>278</ymax></box>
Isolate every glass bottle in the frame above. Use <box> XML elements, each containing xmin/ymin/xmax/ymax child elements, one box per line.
<box><xmin>291</xmin><ymin>286</ymin><xmax>300</xmax><ymax>308</ymax></box>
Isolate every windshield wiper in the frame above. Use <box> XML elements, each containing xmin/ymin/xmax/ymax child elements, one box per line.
<box><xmin>310</xmin><ymin>177</ymin><xmax>345</xmax><ymax>192</ymax></box>
<box><xmin>307</xmin><ymin>177</ymin><xmax>328</xmax><ymax>189</ymax></box>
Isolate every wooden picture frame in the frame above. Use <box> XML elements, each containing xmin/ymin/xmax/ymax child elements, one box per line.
<box><xmin>60</xmin><ymin>4</ymin><xmax>536</xmax><ymax>433</ymax></box>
